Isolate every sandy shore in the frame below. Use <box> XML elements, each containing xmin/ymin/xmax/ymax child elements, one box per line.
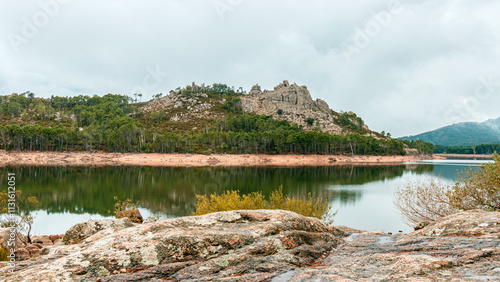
<box><xmin>434</xmin><ymin>153</ymin><xmax>494</xmax><ymax>159</ymax></box>
<box><xmin>0</xmin><ymin>151</ymin><xmax>437</xmax><ymax>167</ymax></box>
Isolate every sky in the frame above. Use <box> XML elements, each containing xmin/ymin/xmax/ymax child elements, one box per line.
<box><xmin>1</xmin><ymin>0</ymin><xmax>500</xmax><ymax>137</ymax></box>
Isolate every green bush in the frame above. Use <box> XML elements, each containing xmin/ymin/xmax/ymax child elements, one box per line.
<box><xmin>192</xmin><ymin>187</ymin><xmax>335</xmax><ymax>223</ymax></box>
<box><xmin>305</xmin><ymin>117</ymin><xmax>315</xmax><ymax>126</ymax></box>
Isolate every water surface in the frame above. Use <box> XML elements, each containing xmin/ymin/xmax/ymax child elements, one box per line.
<box><xmin>0</xmin><ymin>159</ymin><xmax>489</xmax><ymax>235</ymax></box>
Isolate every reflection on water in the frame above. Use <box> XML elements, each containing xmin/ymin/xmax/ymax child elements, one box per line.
<box><xmin>0</xmin><ymin>160</ymin><xmax>487</xmax><ymax>235</ymax></box>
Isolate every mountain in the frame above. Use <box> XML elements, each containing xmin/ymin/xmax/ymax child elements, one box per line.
<box><xmin>143</xmin><ymin>80</ymin><xmax>376</xmax><ymax>137</ymax></box>
<box><xmin>400</xmin><ymin>117</ymin><xmax>500</xmax><ymax>146</ymax></box>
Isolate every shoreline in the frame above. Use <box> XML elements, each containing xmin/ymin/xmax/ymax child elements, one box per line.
<box><xmin>0</xmin><ymin>151</ymin><xmax>438</xmax><ymax>167</ymax></box>
<box><xmin>434</xmin><ymin>153</ymin><xmax>494</xmax><ymax>159</ymax></box>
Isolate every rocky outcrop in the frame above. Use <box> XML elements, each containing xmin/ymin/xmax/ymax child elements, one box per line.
<box><xmin>2</xmin><ymin>210</ymin><xmax>500</xmax><ymax>281</ymax></box>
<box><xmin>0</xmin><ymin>229</ymin><xmax>64</xmax><ymax>261</ymax></box>
<box><xmin>0</xmin><ymin>228</ymin><xmax>27</xmax><ymax>251</ymax></box>
<box><xmin>115</xmin><ymin>208</ymin><xmax>143</xmax><ymax>224</ymax></box>
<box><xmin>412</xmin><ymin>209</ymin><xmax>500</xmax><ymax>237</ymax></box>
<box><xmin>241</xmin><ymin>81</ymin><xmax>344</xmax><ymax>135</ymax></box>
<box><xmin>63</xmin><ymin>218</ymin><xmax>135</xmax><ymax>244</ymax></box>
<box><xmin>2</xmin><ymin>210</ymin><xmax>344</xmax><ymax>281</ymax></box>
<box><xmin>281</xmin><ymin>231</ymin><xmax>500</xmax><ymax>281</ymax></box>
<box><xmin>282</xmin><ymin>210</ymin><xmax>500</xmax><ymax>281</ymax></box>
<box><xmin>140</xmin><ymin>81</ymin><xmax>360</xmax><ymax>135</ymax></box>
<box><xmin>141</xmin><ymin>82</ymin><xmax>218</xmax><ymax>123</ymax></box>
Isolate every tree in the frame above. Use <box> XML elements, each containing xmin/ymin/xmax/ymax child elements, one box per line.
<box><xmin>394</xmin><ymin>153</ymin><xmax>500</xmax><ymax>226</ymax></box>
<box><xmin>449</xmin><ymin>152</ymin><xmax>500</xmax><ymax>211</ymax></box>
<box><xmin>0</xmin><ymin>190</ymin><xmax>39</xmax><ymax>243</ymax></box>
<box><xmin>7</xmin><ymin>102</ymin><xmax>21</xmax><ymax>117</ymax></box>
<box><xmin>394</xmin><ymin>175</ymin><xmax>458</xmax><ymax>226</ymax></box>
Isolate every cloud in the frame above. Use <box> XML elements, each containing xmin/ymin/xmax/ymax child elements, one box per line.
<box><xmin>1</xmin><ymin>0</ymin><xmax>499</xmax><ymax>136</ymax></box>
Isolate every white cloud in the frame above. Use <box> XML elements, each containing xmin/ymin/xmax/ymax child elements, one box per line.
<box><xmin>1</xmin><ymin>0</ymin><xmax>499</xmax><ymax>136</ymax></box>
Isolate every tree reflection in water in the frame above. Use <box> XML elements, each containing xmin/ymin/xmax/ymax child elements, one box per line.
<box><xmin>0</xmin><ymin>164</ymin><xmax>433</xmax><ymax>217</ymax></box>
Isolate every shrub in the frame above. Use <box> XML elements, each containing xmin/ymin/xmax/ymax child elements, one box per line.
<box><xmin>0</xmin><ymin>190</ymin><xmax>38</xmax><ymax>243</ymax></box>
<box><xmin>448</xmin><ymin>153</ymin><xmax>500</xmax><ymax>211</ymax></box>
<box><xmin>394</xmin><ymin>175</ymin><xmax>458</xmax><ymax>226</ymax></box>
<box><xmin>111</xmin><ymin>196</ymin><xmax>163</xmax><ymax>223</ymax></box>
<box><xmin>192</xmin><ymin>186</ymin><xmax>335</xmax><ymax>223</ymax></box>
<box><xmin>110</xmin><ymin>196</ymin><xmax>142</xmax><ymax>223</ymax></box>
<box><xmin>394</xmin><ymin>152</ymin><xmax>500</xmax><ymax>226</ymax></box>
<box><xmin>193</xmin><ymin>190</ymin><xmax>267</xmax><ymax>215</ymax></box>
<box><xmin>0</xmin><ymin>247</ymin><xmax>8</xmax><ymax>261</ymax></box>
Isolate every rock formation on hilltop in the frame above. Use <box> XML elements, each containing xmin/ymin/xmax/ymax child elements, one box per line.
<box><xmin>241</xmin><ymin>81</ymin><xmax>345</xmax><ymax>135</ymax></box>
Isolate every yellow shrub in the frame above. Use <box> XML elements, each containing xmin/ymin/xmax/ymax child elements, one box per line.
<box><xmin>0</xmin><ymin>247</ymin><xmax>8</xmax><ymax>262</ymax></box>
<box><xmin>193</xmin><ymin>190</ymin><xmax>267</xmax><ymax>215</ymax></box>
<box><xmin>192</xmin><ymin>186</ymin><xmax>335</xmax><ymax>223</ymax></box>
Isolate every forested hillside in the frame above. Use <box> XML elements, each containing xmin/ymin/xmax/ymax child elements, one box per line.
<box><xmin>400</xmin><ymin>118</ymin><xmax>500</xmax><ymax>146</ymax></box>
<box><xmin>434</xmin><ymin>144</ymin><xmax>500</xmax><ymax>155</ymax></box>
<box><xmin>0</xmin><ymin>85</ymin><xmax>432</xmax><ymax>155</ymax></box>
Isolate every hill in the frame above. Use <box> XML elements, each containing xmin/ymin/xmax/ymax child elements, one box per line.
<box><xmin>0</xmin><ymin>82</ymin><xmax>432</xmax><ymax>155</ymax></box>
<box><xmin>400</xmin><ymin>117</ymin><xmax>500</xmax><ymax>146</ymax></box>
<box><xmin>142</xmin><ymin>80</ymin><xmax>374</xmax><ymax>136</ymax></box>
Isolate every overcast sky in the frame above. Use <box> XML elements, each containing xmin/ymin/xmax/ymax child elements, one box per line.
<box><xmin>1</xmin><ymin>0</ymin><xmax>499</xmax><ymax>137</ymax></box>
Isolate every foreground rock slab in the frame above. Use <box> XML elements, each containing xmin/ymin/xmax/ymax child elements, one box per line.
<box><xmin>412</xmin><ymin>209</ymin><xmax>500</xmax><ymax>237</ymax></box>
<box><xmin>2</xmin><ymin>210</ymin><xmax>500</xmax><ymax>281</ymax></box>
<box><xmin>281</xmin><ymin>232</ymin><xmax>500</xmax><ymax>281</ymax></box>
<box><xmin>280</xmin><ymin>210</ymin><xmax>500</xmax><ymax>281</ymax></box>
<box><xmin>1</xmin><ymin>210</ymin><xmax>344</xmax><ymax>281</ymax></box>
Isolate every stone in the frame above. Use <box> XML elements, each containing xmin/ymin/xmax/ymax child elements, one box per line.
<box><xmin>249</xmin><ymin>84</ymin><xmax>262</xmax><ymax>95</ymax></box>
<box><xmin>49</xmin><ymin>234</ymin><xmax>63</xmax><ymax>243</ymax></box>
<box><xmin>173</xmin><ymin>101</ymin><xmax>183</xmax><ymax>108</ymax></box>
<box><xmin>240</xmin><ymin>81</ymin><xmax>344</xmax><ymax>135</ymax></box>
<box><xmin>15</xmin><ymin>247</ymin><xmax>30</xmax><ymax>261</ymax></box>
<box><xmin>2</xmin><ymin>210</ymin><xmax>344</xmax><ymax>281</ymax></box>
<box><xmin>62</xmin><ymin>218</ymin><xmax>135</xmax><ymax>245</ymax></box>
<box><xmin>3</xmin><ymin>210</ymin><xmax>500</xmax><ymax>280</ymax></box>
<box><xmin>31</xmin><ymin>235</ymin><xmax>53</xmax><ymax>246</ymax></box>
<box><xmin>280</xmin><ymin>231</ymin><xmax>500</xmax><ymax>281</ymax></box>
<box><xmin>24</xmin><ymin>244</ymin><xmax>41</xmax><ymax>256</ymax></box>
<box><xmin>411</xmin><ymin>209</ymin><xmax>500</xmax><ymax>237</ymax></box>
<box><xmin>115</xmin><ymin>208</ymin><xmax>143</xmax><ymax>224</ymax></box>
<box><xmin>0</xmin><ymin>228</ymin><xmax>26</xmax><ymax>250</ymax></box>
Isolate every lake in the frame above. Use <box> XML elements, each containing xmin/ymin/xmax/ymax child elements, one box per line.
<box><xmin>0</xmin><ymin>159</ymin><xmax>491</xmax><ymax>235</ymax></box>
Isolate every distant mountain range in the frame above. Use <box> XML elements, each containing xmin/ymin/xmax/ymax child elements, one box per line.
<box><xmin>400</xmin><ymin>117</ymin><xmax>500</xmax><ymax>146</ymax></box>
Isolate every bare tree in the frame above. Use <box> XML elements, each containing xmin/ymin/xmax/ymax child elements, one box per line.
<box><xmin>394</xmin><ymin>175</ymin><xmax>458</xmax><ymax>227</ymax></box>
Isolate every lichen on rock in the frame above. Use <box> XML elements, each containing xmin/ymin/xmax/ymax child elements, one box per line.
<box><xmin>2</xmin><ymin>210</ymin><xmax>500</xmax><ymax>281</ymax></box>
<box><xmin>1</xmin><ymin>210</ymin><xmax>343</xmax><ymax>281</ymax></box>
